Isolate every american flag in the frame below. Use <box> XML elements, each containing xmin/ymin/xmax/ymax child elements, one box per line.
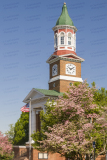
<box><xmin>21</xmin><ymin>103</ymin><xmax>29</xmax><ymax>112</ymax></box>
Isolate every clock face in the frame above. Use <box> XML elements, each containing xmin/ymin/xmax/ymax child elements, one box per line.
<box><xmin>52</xmin><ymin>64</ymin><xmax>57</xmax><ymax>76</ymax></box>
<box><xmin>66</xmin><ymin>64</ymin><xmax>76</xmax><ymax>75</ymax></box>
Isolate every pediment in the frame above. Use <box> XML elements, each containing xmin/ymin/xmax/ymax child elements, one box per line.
<box><xmin>46</xmin><ymin>53</ymin><xmax>84</xmax><ymax>64</ymax></box>
<box><xmin>46</xmin><ymin>54</ymin><xmax>58</xmax><ymax>63</ymax></box>
<box><xmin>60</xmin><ymin>53</ymin><xmax>84</xmax><ymax>61</ymax></box>
<box><xmin>23</xmin><ymin>88</ymin><xmax>45</xmax><ymax>103</ymax></box>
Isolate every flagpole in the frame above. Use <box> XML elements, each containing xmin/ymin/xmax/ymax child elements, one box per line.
<box><xmin>29</xmin><ymin>98</ymin><xmax>31</xmax><ymax>160</ymax></box>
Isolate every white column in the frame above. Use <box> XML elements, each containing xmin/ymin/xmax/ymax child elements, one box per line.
<box><xmin>31</xmin><ymin>109</ymin><xmax>36</xmax><ymax>134</ymax></box>
<box><xmin>29</xmin><ymin>98</ymin><xmax>31</xmax><ymax>160</ymax></box>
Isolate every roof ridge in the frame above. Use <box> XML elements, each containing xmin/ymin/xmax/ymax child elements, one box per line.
<box><xmin>34</xmin><ymin>88</ymin><xmax>64</xmax><ymax>96</ymax></box>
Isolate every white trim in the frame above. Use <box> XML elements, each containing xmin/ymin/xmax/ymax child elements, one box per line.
<box><xmin>46</xmin><ymin>54</ymin><xmax>85</xmax><ymax>64</ymax></box>
<box><xmin>24</xmin><ymin>96</ymin><xmax>49</xmax><ymax>104</ymax></box>
<box><xmin>59</xmin><ymin>31</ymin><xmax>65</xmax><ymax>34</ymax></box>
<box><xmin>74</xmin><ymin>33</ymin><xmax>76</xmax><ymax>50</ymax></box>
<box><xmin>55</xmin><ymin>47</ymin><xmax>75</xmax><ymax>52</ymax></box>
<box><xmin>48</xmin><ymin>75</ymin><xmax>83</xmax><ymax>83</ymax></box>
<box><xmin>23</xmin><ymin>88</ymin><xmax>45</xmax><ymax>103</ymax></box>
<box><xmin>67</xmin><ymin>32</ymin><xmax>72</xmax><ymax>46</ymax></box>
<box><xmin>13</xmin><ymin>146</ymin><xmax>33</xmax><ymax>148</ymax></box>
<box><xmin>54</xmin><ymin>33</ymin><xmax>58</xmax><ymax>48</ymax></box>
<box><xmin>52</xmin><ymin>25</ymin><xmax>77</xmax><ymax>33</ymax></box>
<box><xmin>60</xmin><ymin>31</ymin><xmax>65</xmax><ymax>45</ymax></box>
<box><xmin>47</xmin><ymin>57</ymin><xmax>83</xmax><ymax>64</ymax></box>
<box><xmin>46</xmin><ymin>54</ymin><xmax>58</xmax><ymax>63</ymax></box>
<box><xmin>60</xmin><ymin>53</ymin><xmax>84</xmax><ymax>61</ymax></box>
<box><xmin>13</xmin><ymin>146</ymin><xmax>26</xmax><ymax>148</ymax></box>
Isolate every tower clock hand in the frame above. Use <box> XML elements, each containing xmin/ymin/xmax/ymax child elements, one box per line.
<box><xmin>69</xmin><ymin>67</ymin><xmax>74</xmax><ymax>70</ymax></box>
<box><xmin>68</xmin><ymin>66</ymin><xmax>72</xmax><ymax>70</ymax></box>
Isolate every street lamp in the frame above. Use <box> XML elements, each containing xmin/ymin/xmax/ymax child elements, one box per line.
<box><xmin>93</xmin><ymin>141</ymin><xmax>95</xmax><ymax>160</ymax></box>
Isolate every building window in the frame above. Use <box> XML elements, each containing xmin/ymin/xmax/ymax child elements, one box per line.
<box><xmin>60</xmin><ymin>32</ymin><xmax>64</xmax><ymax>45</ymax></box>
<box><xmin>74</xmin><ymin>34</ymin><xmax>76</xmax><ymax>48</ymax></box>
<box><xmin>69</xmin><ymin>82</ymin><xmax>72</xmax><ymax>86</ymax></box>
<box><xmin>53</xmin><ymin>83</ymin><xmax>55</xmax><ymax>87</ymax></box>
<box><xmin>52</xmin><ymin>64</ymin><xmax>57</xmax><ymax>76</ymax></box>
<box><xmin>38</xmin><ymin>153</ymin><xmax>48</xmax><ymax>159</ymax></box>
<box><xmin>68</xmin><ymin>32</ymin><xmax>72</xmax><ymax>45</ymax></box>
<box><xmin>55</xmin><ymin>34</ymin><xmax>57</xmax><ymax>47</ymax></box>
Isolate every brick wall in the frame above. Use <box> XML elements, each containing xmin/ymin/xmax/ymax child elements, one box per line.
<box><xmin>60</xmin><ymin>60</ymin><xmax>81</xmax><ymax>78</ymax></box>
<box><xmin>49</xmin><ymin>79</ymin><xmax>76</xmax><ymax>92</ymax></box>
<box><xmin>50</xmin><ymin>60</ymin><xmax>81</xmax><ymax>79</ymax></box>
<box><xmin>49</xmin><ymin>80</ymin><xmax>60</xmax><ymax>92</ymax></box>
<box><xmin>49</xmin><ymin>59</ymin><xmax>81</xmax><ymax>92</ymax></box>
<box><xmin>96</xmin><ymin>155</ymin><xmax>105</xmax><ymax>160</ymax></box>
<box><xmin>13</xmin><ymin>146</ymin><xmax>29</xmax><ymax>159</ymax></box>
<box><xmin>13</xmin><ymin>146</ymin><xmax>65</xmax><ymax>160</ymax></box>
<box><xmin>13</xmin><ymin>146</ymin><xmax>106</xmax><ymax>160</ymax></box>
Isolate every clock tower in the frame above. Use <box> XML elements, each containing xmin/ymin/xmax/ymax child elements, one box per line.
<box><xmin>46</xmin><ymin>3</ymin><xmax>84</xmax><ymax>93</ymax></box>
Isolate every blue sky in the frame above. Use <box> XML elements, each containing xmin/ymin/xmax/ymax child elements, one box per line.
<box><xmin>0</xmin><ymin>0</ymin><xmax>107</xmax><ymax>133</ymax></box>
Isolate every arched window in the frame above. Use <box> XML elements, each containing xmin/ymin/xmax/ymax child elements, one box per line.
<box><xmin>68</xmin><ymin>32</ymin><xmax>72</xmax><ymax>45</ymax></box>
<box><xmin>55</xmin><ymin>34</ymin><xmax>57</xmax><ymax>47</ymax></box>
<box><xmin>74</xmin><ymin>34</ymin><xmax>76</xmax><ymax>48</ymax></box>
<box><xmin>60</xmin><ymin>32</ymin><xmax>64</xmax><ymax>45</ymax></box>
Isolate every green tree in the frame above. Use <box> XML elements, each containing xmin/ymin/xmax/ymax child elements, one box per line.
<box><xmin>13</xmin><ymin>112</ymin><xmax>29</xmax><ymax>145</ymax></box>
<box><xmin>92</xmin><ymin>82</ymin><xmax>107</xmax><ymax>107</ymax></box>
<box><xmin>32</xmin><ymin>81</ymin><xmax>107</xmax><ymax>159</ymax></box>
<box><xmin>5</xmin><ymin>124</ymin><xmax>15</xmax><ymax>143</ymax></box>
<box><xmin>91</xmin><ymin>82</ymin><xmax>107</xmax><ymax>153</ymax></box>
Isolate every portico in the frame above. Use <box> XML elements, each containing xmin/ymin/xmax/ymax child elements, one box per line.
<box><xmin>23</xmin><ymin>88</ymin><xmax>63</xmax><ymax>135</ymax></box>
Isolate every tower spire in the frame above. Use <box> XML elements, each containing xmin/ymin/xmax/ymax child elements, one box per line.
<box><xmin>55</xmin><ymin>2</ymin><xmax>74</xmax><ymax>26</ymax></box>
<box><xmin>52</xmin><ymin>3</ymin><xmax>77</xmax><ymax>54</ymax></box>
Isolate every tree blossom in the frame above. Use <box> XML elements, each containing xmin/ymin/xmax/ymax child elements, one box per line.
<box><xmin>0</xmin><ymin>132</ymin><xmax>13</xmax><ymax>158</ymax></box>
<box><xmin>32</xmin><ymin>81</ymin><xmax>107</xmax><ymax>159</ymax></box>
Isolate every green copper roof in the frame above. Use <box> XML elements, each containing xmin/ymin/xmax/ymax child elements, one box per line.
<box><xmin>35</xmin><ymin>88</ymin><xmax>63</xmax><ymax>97</ymax></box>
<box><xmin>56</xmin><ymin>3</ymin><xmax>74</xmax><ymax>26</ymax></box>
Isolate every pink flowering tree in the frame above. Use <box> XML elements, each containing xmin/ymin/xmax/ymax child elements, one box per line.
<box><xmin>32</xmin><ymin>81</ymin><xmax>107</xmax><ymax>159</ymax></box>
<box><xmin>0</xmin><ymin>132</ymin><xmax>14</xmax><ymax>160</ymax></box>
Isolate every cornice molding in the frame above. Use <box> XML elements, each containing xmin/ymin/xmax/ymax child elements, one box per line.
<box><xmin>52</xmin><ymin>25</ymin><xmax>77</xmax><ymax>32</ymax></box>
<box><xmin>23</xmin><ymin>96</ymin><xmax>48</xmax><ymax>104</ymax></box>
<box><xmin>48</xmin><ymin>75</ymin><xmax>83</xmax><ymax>83</ymax></box>
<box><xmin>46</xmin><ymin>55</ymin><xmax>84</xmax><ymax>64</ymax></box>
<box><xmin>24</xmin><ymin>95</ymin><xmax>59</xmax><ymax>104</ymax></box>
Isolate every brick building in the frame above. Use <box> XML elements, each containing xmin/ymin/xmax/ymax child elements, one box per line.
<box><xmin>23</xmin><ymin>1</ymin><xmax>84</xmax><ymax>144</ymax></box>
<box><xmin>13</xmin><ymin>2</ymin><xmax>86</xmax><ymax>160</ymax></box>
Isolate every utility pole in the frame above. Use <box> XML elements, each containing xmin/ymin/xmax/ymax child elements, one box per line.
<box><xmin>29</xmin><ymin>98</ymin><xmax>31</xmax><ymax>160</ymax></box>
